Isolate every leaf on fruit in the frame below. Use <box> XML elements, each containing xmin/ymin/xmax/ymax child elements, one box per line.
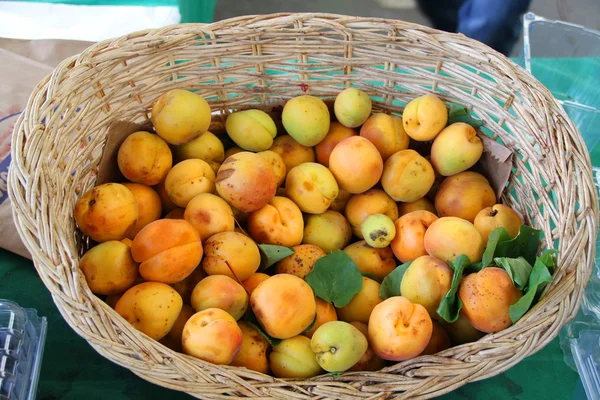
<box><xmin>243</xmin><ymin>308</ymin><xmax>282</xmax><ymax>346</ymax></box>
<box><xmin>436</xmin><ymin>255</ymin><xmax>471</xmax><ymax>323</ymax></box>
<box><xmin>379</xmin><ymin>261</ymin><xmax>412</xmax><ymax>300</ymax></box>
<box><xmin>494</xmin><ymin>256</ymin><xmax>532</xmax><ymax>291</ymax></box>
<box><xmin>494</xmin><ymin>224</ymin><xmax>542</xmax><ymax>266</ymax></box>
<box><xmin>447</xmin><ymin>104</ymin><xmax>484</xmax><ymax>129</ymax></box>
<box><xmin>509</xmin><ymin>258</ymin><xmax>553</xmax><ymax>323</ymax></box>
<box><xmin>305</xmin><ymin>250</ymin><xmax>363</xmax><ymax>308</ymax></box>
<box><xmin>478</xmin><ymin>227</ymin><xmax>512</xmax><ymax>269</ymax></box>
<box><xmin>258</xmin><ymin>244</ymin><xmax>294</xmax><ymax>272</ymax></box>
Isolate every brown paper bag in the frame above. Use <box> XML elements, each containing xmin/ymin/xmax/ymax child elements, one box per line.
<box><xmin>0</xmin><ymin>37</ymin><xmax>92</xmax><ymax>259</ymax></box>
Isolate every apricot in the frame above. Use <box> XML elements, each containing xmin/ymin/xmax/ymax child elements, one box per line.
<box><xmin>430</xmin><ymin>122</ymin><xmax>483</xmax><ymax>176</ymax></box>
<box><xmin>328</xmin><ymin>189</ymin><xmax>353</xmax><ymax>213</ymax></box>
<box><xmin>348</xmin><ymin>321</ymin><xmax>386</xmax><ymax>372</ymax></box>
<box><xmin>276</xmin><ymin>244</ymin><xmax>326</xmax><ymax>279</ymax></box>
<box><xmin>329</xmin><ymin>136</ymin><xmax>383</xmax><ymax>194</ymax></box>
<box><xmin>257</xmin><ymin>150</ymin><xmax>286</xmax><ymax>187</ymax></box>
<box><xmin>441</xmin><ymin>312</ymin><xmax>485</xmax><ymax>345</ymax></box>
<box><xmin>216</xmin><ymin>152</ymin><xmax>277</xmax><ymax>213</ymax></box>
<box><xmin>285</xmin><ymin>163</ymin><xmax>339</xmax><ymax>214</ymax></box>
<box><xmin>368</xmin><ymin>296</ymin><xmax>433</xmax><ymax>361</ymax></box>
<box><xmin>182</xmin><ymin>308</ymin><xmax>243</xmax><ymax>364</ymax></box>
<box><xmin>474</xmin><ymin>204</ymin><xmax>522</xmax><ymax>243</ymax></box>
<box><xmin>337</xmin><ymin>277</ymin><xmax>382</xmax><ymax>324</ymax></box>
<box><xmin>390</xmin><ymin>210</ymin><xmax>438</xmax><ymax>263</ymax></box>
<box><xmin>270</xmin><ymin>335</ymin><xmax>323</xmax><ymax>378</ymax></box>
<box><xmin>190</xmin><ymin>275</ymin><xmax>248</xmax><ymax>320</ymax></box>
<box><xmin>154</xmin><ymin>178</ymin><xmax>178</xmax><ymax>215</ymax></box>
<box><xmin>303</xmin><ymin>210</ymin><xmax>352</xmax><ymax>254</ymax></box>
<box><xmin>345</xmin><ymin>189</ymin><xmax>399</xmax><ymax>238</ymax></box>
<box><xmin>344</xmin><ymin>241</ymin><xmax>396</xmax><ymax>281</ymax></box>
<box><xmin>435</xmin><ymin>171</ymin><xmax>496</xmax><ymax>223</ymax></box>
<box><xmin>165</xmin><ymin>159</ymin><xmax>215</xmax><ymax>208</ymax></box>
<box><xmin>398</xmin><ymin>197</ymin><xmax>436</xmax><ymax>217</ymax></box>
<box><xmin>361</xmin><ymin>214</ymin><xmax>396</xmax><ymax>248</ymax></box>
<box><xmin>420</xmin><ymin>320</ymin><xmax>452</xmax><ymax>355</ymax></box>
<box><xmin>224</xmin><ymin>146</ymin><xmax>244</xmax><ymax>159</ymax></box>
<box><xmin>79</xmin><ymin>240</ymin><xmax>138</xmax><ymax>295</ymax></box>
<box><xmin>151</xmin><ymin>89</ymin><xmax>211</xmax><ymax>145</ymax></box>
<box><xmin>120</xmin><ymin>238</ymin><xmax>133</xmax><ymax>247</ymax></box>
<box><xmin>225</xmin><ymin>109</ymin><xmax>277</xmax><ymax>151</ymax></box>
<box><xmin>423</xmin><ymin>217</ymin><xmax>484</xmax><ymax>264</ymax></box>
<box><xmin>74</xmin><ymin>183</ymin><xmax>138</xmax><ymax>242</ymax></box>
<box><xmin>402</xmin><ymin>94</ymin><xmax>448</xmax><ymax>141</ymax></box>
<box><xmin>231</xmin><ymin>321</ymin><xmax>270</xmax><ymax>374</ymax></box>
<box><xmin>334</xmin><ymin>88</ymin><xmax>372</xmax><ymax>128</ymax></box>
<box><xmin>131</xmin><ymin>219</ymin><xmax>203</xmax><ymax>284</ymax></box>
<box><xmin>303</xmin><ymin>298</ymin><xmax>338</xmax><ymax>339</ymax></box>
<box><xmin>247</xmin><ymin>196</ymin><xmax>304</xmax><ymax>247</ymax></box>
<box><xmin>202</xmin><ymin>231</ymin><xmax>260</xmax><ymax>281</ymax></box>
<box><xmin>269</xmin><ymin>135</ymin><xmax>315</xmax><ymax>171</ymax></box>
<box><xmin>250</xmin><ymin>274</ymin><xmax>316</xmax><ymax>339</ymax></box>
<box><xmin>315</xmin><ymin>122</ymin><xmax>357</xmax><ymax>167</ymax></box>
<box><xmin>381</xmin><ymin>149</ymin><xmax>435</xmax><ymax>202</ymax></box>
<box><xmin>360</xmin><ymin>113</ymin><xmax>410</xmax><ymax>160</ymax></box>
<box><xmin>174</xmin><ymin>131</ymin><xmax>224</xmax><ymax>174</ymax></box>
<box><xmin>282</xmin><ymin>95</ymin><xmax>330</xmax><ymax>146</ymax></box>
<box><xmin>170</xmin><ymin>267</ymin><xmax>207</xmax><ymax>304</ymax></box>
<box><xmin>115</xmin><ymin>282</ymin><xmax>183</xmax><ymax>340</ymax></box>
<box><xmin>459</xmin><ymin>268</ymin><xmax>523</xmax><ymax>333</ymax></box>
<box><xmin>311</xmin><ymin>321</ymin><xmax>368</xmax><ymax>372</ymax></box>
<box><xmin>159</xmin><ymin>304</ymin><xmax>195</xmax><ymax>352</ymax></box>
<box><xmin>241</xmin><ymin>273</ymin><xmax>270</xmax><ymax>295</ymax></box>
<box><xmin>184</xmin><ymin>193</ymin><xmax>235</xmax><ymax>241</ymax></box>
<box><xmin>121</xmin><ymin>183</ymin><xmax>162</xmax><ymax>239</ymax></box>
<box><xmin>117</xmin><ymin>131</ymin><xmax>172</xmax><ymax>185</ymax></box>
<box><xmin>400</xmin><ymin>255</ymin><xmax>453</xmax><ymax>317</ymax></box>
<box><xmin>165</xmin><ymin>208</ymin><xmax>185</xmax><ymax>219</ymax></box>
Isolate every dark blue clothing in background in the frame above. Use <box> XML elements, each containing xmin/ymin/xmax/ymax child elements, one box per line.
<box><xmin>416</xmin><ymin>0</ymin><xmax>532</xmax><ymax>56</ymax></box>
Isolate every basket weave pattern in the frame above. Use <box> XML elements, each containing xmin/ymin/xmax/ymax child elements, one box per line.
<box><xmin>8</xmin><ymin>13</ymin><xmax>598</xmax><ymax>399</ymax></box>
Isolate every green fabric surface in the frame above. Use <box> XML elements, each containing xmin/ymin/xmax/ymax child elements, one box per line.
<box><xmin>0</xmin><ymin>248</ymin><xmax>582</xmax><ymax>398</ymax></box>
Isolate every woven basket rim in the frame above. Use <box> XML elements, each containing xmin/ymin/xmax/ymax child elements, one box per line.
<box><xmin>8</xmin><ymin>12</ymin><xmax>599</xmax><ymax>399</ymax></box>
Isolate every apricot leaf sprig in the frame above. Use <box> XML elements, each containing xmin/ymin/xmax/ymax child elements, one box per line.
<box><xmin>305</xmin><ymin>250</ymin><xmax>363</xmax><ymax>308</ymax></box>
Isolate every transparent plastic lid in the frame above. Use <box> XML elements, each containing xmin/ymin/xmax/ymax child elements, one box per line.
<box><xmin>0</xmin><ymin>299</ymin><xmax>47</xmax><ymax>400</ymax></box>
<box><xmin>516</xmin><ymin>12</ymin><xmax>600</xmax><ymax>400</ymax></box>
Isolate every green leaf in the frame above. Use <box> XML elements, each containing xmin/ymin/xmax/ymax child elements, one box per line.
<box><xmin>379</xmin><ymin>262</ymin><xmax>412</xmax><ymax>300</ymax></box>
<box><xmin>509</xmin><ymin>258</ymin><xmax>553</xmax><ymax>323</ymax></box>
<box><xmin>480</xmin><ymin>227</ymin><xmax>512</xmax><ymax>268</ymax></box>
<box><xmin>494</xmin><ymin>257</ymin><xmax>533</xmax><ymax>290</ymax></box>
<box><xmin>436</xmin><ymin>255</ymin><xmax>471</xmax><ymax>323</ymax></box>
<box><xmin>539</xmin><ymin>249</ymin><xmax>558</xmax><ymax>268</ymax></box>
<box><xmin>243</xmin><ymin>308</ymin><xmax>282</xmax><ymax>346</ymax></box>
<box><xmin>447</xmin><ymin>104</ymin><xmax>484</xmax><ymax>128</ymax></box>
<box><xmin>305</xmin><ymin>250</ymin><xmax>363</xmax><ymax>308</ymax></box>
<box><xmin>258</xmin><ymin>244</ymin><xmax>294</xmax><ymax>272</ymax></box>
<box><xmin>495</xmin><ymin>224</ymin><xmax>542</xmax><ymax>265</ymax></box>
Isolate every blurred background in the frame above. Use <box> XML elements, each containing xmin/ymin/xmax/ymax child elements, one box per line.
<box><xmin>1</xmin><ymin>0</ymin><xmax>599</xmax><ymax>57</ymax></box>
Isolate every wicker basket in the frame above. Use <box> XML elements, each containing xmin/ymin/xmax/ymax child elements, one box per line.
<box><xmin>8</xmin><ymin>13</ymin><xmax>599</xmax><ymax>399</ymax></box>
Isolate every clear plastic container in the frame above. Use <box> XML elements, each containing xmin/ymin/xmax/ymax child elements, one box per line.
<box><xmin>516</xmin><ymin>12</ymin><xmax>600</xmax><ymax>400</ymax></box>
<box><xmin>0</xmin><ymin>299</ymin><xmax>47</xmax><ymax>400</ymax></box>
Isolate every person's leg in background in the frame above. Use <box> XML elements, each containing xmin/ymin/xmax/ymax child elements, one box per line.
<box><xmin>416</xmin><ymin>0</ymin><xmax>532</xmax><ymax>56</ymax></box>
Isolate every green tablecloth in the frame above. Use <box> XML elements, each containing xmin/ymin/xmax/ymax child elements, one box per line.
<box><xmin>0</xmin><ymin>249</ymin><xmax>585</xmax><ymax>399</ymax></box>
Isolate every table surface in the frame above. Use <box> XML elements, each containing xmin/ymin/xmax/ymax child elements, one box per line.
<box><xmin>0</xmin><ymin>248</ymin><xmax>586</xmax><ymax>399</ymax></box>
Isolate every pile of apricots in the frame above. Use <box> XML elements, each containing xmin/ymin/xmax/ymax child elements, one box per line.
<box><xmin>74</xmin><ymin>87</ymin><xmax>531</xmax><ymax>377</ymax></box>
